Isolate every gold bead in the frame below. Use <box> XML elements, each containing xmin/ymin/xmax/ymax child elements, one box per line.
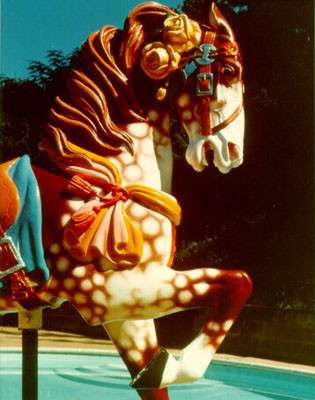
<box><xmin>156</xmin><ymin>87</ymin><xmax>167</xmax><ymax>101</ymax></box>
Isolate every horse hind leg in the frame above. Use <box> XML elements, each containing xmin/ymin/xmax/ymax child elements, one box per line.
<box><xmin>104</xmin><ymin>319</ymin><xmax>169</xmax><ymax>400</ymax></box>
<box><xmin>131</xmin><ymin>267</ymin><xmax>253</xmax><ymax>389</ymax></box>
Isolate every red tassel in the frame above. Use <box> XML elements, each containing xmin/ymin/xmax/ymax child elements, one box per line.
<box><xmin>66</xmin><ymin>175</ymin><xmax>96</xmax><ymax>197</ymax></box>
<box><xmin>72</xmin><ymin>209</ymin><xmax>96</xmax><ymax>234</ymax></box>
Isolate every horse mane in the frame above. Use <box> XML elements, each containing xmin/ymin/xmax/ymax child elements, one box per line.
<box><xmin>40</xmin><ymin>2</ymin><xmax>176</xmax><ymax>177</ymax></box>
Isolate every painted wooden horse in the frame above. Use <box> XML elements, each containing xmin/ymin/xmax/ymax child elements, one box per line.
<box><xmin>0</xmin><ymin>2</ymin><xmax>252</xmax><ymax>399</ymax></box>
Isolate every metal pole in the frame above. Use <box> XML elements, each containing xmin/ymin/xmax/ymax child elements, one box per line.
<box><xmin>18</xmin><ymin>309</ymin><xmax>42</xmax><ymax>400</ymax></box>
<box><xmin>22</xmin><ymin>329</ymin><xmax>38</xmax><ymax>400</ymax></box>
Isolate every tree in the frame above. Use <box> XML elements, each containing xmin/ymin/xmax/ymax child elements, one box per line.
<box><xmin>0</xmin><ymin>50</ymin><xmax>80</xmax><ymax>163</ymax></box>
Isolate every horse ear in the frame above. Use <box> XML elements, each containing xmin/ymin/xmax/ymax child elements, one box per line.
<box><xmin>209</xmin><ymin>3</ymin><xmax>236</xmax><ymax>41</ymax></box>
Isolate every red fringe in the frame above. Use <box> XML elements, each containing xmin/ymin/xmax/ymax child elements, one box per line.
<box><xmin>66</xmin><ymin>175</ymin><xmax>96</xmax><ymax>197</ymax></box>
<box><xmin>72</xmin><ymin>209</ymin><xmax>96</xmax><ymax>233</ymax></box>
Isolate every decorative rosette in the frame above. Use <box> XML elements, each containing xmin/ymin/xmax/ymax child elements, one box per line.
<box><xmin>163</xmin><ymin>14</ymin><xmax>201</xmax><ymax>53</ymax></box>
<box><xmin>140</xmin><ymin>14</ymin><xmax>202</xmax><ymax>81</ymax></box>
<box><xmin>141</xmin><ymin>42</ymin><xmax>181</xmax><ymax>80</ymax></box>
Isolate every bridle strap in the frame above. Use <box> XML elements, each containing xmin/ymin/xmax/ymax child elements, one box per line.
<box><xmin>211</xmin><ymin>102</ymin><xmax>243</xmax><ymax>134</ymax></box>
<box><xmin>196</xmin><ymin>31</ymin><xmax>243</xmax><ymax>136</ymax></box>
<box><xmin>199</xmin><ymin>31</ymin><xmax>216</xmax><ymax>136</ymax></box>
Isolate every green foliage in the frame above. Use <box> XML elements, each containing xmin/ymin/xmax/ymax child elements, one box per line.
<box><xmin>0</xmin><ymin>49</ymin><xmax>80</xmax><ymax>163</ymax></box>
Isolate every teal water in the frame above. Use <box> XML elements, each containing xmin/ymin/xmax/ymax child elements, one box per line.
<box><xmin>0</xmin><ymin>351</ymin><xmax>314</xmax><ymax>399</ymax></box>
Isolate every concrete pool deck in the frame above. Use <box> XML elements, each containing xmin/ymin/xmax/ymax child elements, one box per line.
<box><xmin>1</xmin><ymin>326</ymin><xmax>314</xmax><ymax>375</ymax></box>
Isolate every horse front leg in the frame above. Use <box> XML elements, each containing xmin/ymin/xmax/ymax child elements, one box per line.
<box><xmin>131</xmin><ymin>267</ymin><xmax>253</xmax><ymax>389</ymax></box>
<box><xmin>104</xmin><ymin>319</ymin><xmax>169</xmax><ymax>400</ymax></box>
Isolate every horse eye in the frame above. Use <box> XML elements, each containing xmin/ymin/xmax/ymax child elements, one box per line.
<box><xmin>221</xmin><ymin>65</ymin><xmax>235</xmax><ymax>77</ymax></box>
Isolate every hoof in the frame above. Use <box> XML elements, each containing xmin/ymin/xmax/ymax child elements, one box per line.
<box><xmin>130</xmin><ymin>348</ymin><xmax>169</xmax><ymax>389</ymax></box>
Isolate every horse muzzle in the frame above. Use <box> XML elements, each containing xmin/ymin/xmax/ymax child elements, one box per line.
<box><xmin>186</xmin><ymin>122</ymin><xmax>244</xmax><ymax>174</ymax></box>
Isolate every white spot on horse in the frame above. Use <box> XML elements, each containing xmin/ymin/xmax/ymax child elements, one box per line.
<box><xmin>178</xmin><ymin>290</ymin><xmax>193</xmax><ymax>304</ymax></box>
<box><xmin>158</xmin><ymin>283</ymin><xmax>175</xmax><ymax>299</ymax></box>
<box><xmin>63</xmin><ymin>278</ymin><xmax>75</xmax><ymax>290</ymax></box>
<box><xmin>141</xmin><ymin>137</ymin><xmax>154</xmax><ymax>156</ymax></box>
<box><xmin>128</xmin><ymin>349</ymin><xmax>142</xmax><ymax>363</ymax></box>
<box><xmin>159</xmin><ymin>299</ymin><xmax>174</xmax><ymax>310</ymax></box>
<box><xmin>91</xmin><ymin>316</ymin><xmax>101</xmax><ymax>325</ymax></box>
<box><xmin>124</xmin><ymin>165</ymin><xmax>142</xmax><ymax>182</ymax></box>
<box><xmin>146</xmin><ymin>261</ymin><xmax>160</xmax><ymax>270</ymax></box>
<box><xmin>118</xmin><ymin>336</ymin><xmax>132</xmax><ymax>349</ymax></box>
<box><xmin>161</xmin><ymin>219</ymin><xmax>172</xmax><ymax>236</ymax></box>
<box><xmin>74</xmin><ymin>293</ymin><xmax>87</xmax><ymax>304</ymax></box>
<box><xmin>59</xmin><ymin>291</ymin><xmax>69</xmax><ymax>300</ymax></box>
<box><xmin>207</xmin><ymin>322</ymin><xmax>220</xmax><ymax>332</ymax></box>
<box><xmin>135</xmin><ymin>339</ymin><xmax>146</xmax><ymax>351</ymax></box>
<box><xmin>154</xmin><ymin>236</ymin><xmax>170</xmax><ymax>254</ymax></box>
<box><xmin>189</xmin><ymin>120</ymin><xmax>201</xmax><ymax>136</ymax></box>
<box><xmin>141</xmin><ymin>242</ymin><xmax>152</xmax><ymax>263</ymax></box>
<box><xmin>128</xmin><ymin>203</ymin><xmax>148</xmax><ymax>219</ymax></box>
<box><xmin>174</xmin><ymin>275</ymin><xmax>188</xmax><ymax>289</ymax></box>
<box><xmin>193</xmin><ymin>283</ymin><xmax>209</xmax><ymax>295</ymax></box>
<box><xmin>80</xmin><ymin>307</ymin><xmax>92</xmax><ymax>320</ymax></box>
<box><xmin>72</xmin><ymin>266</ymin><xmax>86</xmax><ymax>278</ymax></box>
<box><xmin>216</xmin><ymin>334</ymin><xmax>225</xmax><ymax>344</ymax></box>
<box><xmin>94</xmin><ymin>306</ymin><xmax>103</xmax><ymax>315</ymax></box>
<box><xmin>49</xmin><ymin>243</ymin><xmax>60</xmax><ymax>254</ymax></box>
<box><xmin>134</xmin><ymin>320</ymin><xmax>147</xmax><ymax>329</ymax></box>
<box><xmin>127</xmin><ymin>123</ymin><xmax>149</xmax><ymax>139</ymax></box>
<box><xmin>206</xmin><ymin>269</ymin><xmax>220</xmax><ymax>278</ymax></box>
<box><xmin>223</xmin><ymin>319</ymin><xmax>234</xmax><ymax>332</ymax></box>
<box><xmin>48</xmin><ymin>277</ymin><xmax>58</xmax><ymax>289</ymax></box>
<box><xmin>187</xmin><ymin>269</ymin><xmax>203</xmax><ymax>280</ymax></box>
<box><xmin>142</xmin><ymin>217</ymin><xmax>160</xmax><ymax>236</ymax></box>
<box><xmin>92</xmin><ymin>290</ymin><xmax>106</xmax><ymax>306</ymax></box>
<box><xmin>156</xmin><ymin>145</ymin><xmax>168</xmax><ymax>158</ymax></box>
<box><xmin>177</xmin><ymin>93</ymin><xmax>190</xmax><ymax>108</ymax></box>
<box><xmin>57</xmin><ymin>256</ymin><xmax>70</xmax><ymax>272</ymax></box>
<box><xmin>160</xmin><ymin>136</ymin><xmax>170</xmax><ymax>147</ymax></box>
<box><xmin>81</xmin><ymin>279</ymin><xmax>93</xmax><ymax>291</ymax></box>
<box><xmin>61</xmin><ymin>213</ymin><xmax>71</xmax><ymax>226</ymax></box>
<box><xmin>93</xmin><ymin>273</ymin><xmax>105</xmax><ymax>286</ymax></box>
<box><xmin>147</xmin><ymin>328</ymin><xmax>158</xmax><ymax>348</ymax></box>
<box><xmin>148</xmin><ymin>110</ymin><xmax>159</xmax><ymax>122</ymax></box>
<box><xmin>119</xmin><ymin>151</ymin><xmax>134</xmax><ymax>166</ymax></box>
<box><xmin>182</xmin><ymin>110</ymin><xmax>192</xmax><ymax>121</ymax></box>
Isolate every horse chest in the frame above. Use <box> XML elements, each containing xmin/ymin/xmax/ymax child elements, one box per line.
<box><xmin>107</xmin><ymin>120</ymin><xmax>173</xmax><ymax>193</ymax></box>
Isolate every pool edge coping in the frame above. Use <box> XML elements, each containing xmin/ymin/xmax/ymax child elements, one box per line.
<box><xmin>1</xmin><ymin>347</ymin><xmax>314</xmax><ymax>377</ymax></box>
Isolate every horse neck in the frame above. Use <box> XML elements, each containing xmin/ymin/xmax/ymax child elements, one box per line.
<box><xmin>107</xmin><ymin>110</ymin><xmax>173</xmax><ymax>193</ymax></box>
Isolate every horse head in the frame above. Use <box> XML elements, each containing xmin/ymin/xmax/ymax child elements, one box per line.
<box><xmin>140</xmin><ymin>3</ymin><xmax>244</xmax><ymax>174</ymax></box>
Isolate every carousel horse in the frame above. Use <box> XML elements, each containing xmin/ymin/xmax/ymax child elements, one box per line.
<box><xmin>0</xmin><ymin>2</ymin><xmax>252</xmax><ymax>399</ymax></box>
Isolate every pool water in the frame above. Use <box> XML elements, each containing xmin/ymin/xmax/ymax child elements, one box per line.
<box><xmin>0</xmin><ymin>350</ymin><xmax>314</xmax><ymax>399</ymax></box>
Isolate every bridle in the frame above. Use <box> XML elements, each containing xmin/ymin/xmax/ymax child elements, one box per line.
<box><xmin>183</xmin><ymin>31</ymin><xmax>243</xmax><ymax>136</ymax></box>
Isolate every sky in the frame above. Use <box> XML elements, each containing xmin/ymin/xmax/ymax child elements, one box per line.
<box><xmin>1</xmin><ymin>0</ymin><xmax>182</xmax><ymax>79</ymax></box>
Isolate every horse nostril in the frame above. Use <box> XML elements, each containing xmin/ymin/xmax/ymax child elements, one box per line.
<box><xmin>228</xmin><ymin>142</ymin><xmax>239</xmax><ymax>161</ymax></box>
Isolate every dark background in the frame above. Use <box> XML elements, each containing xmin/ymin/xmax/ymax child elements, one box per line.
<box><xmin>0</xmin><ymin>0</ymin><xmax>313</xmax><ymax>312</ymax></box>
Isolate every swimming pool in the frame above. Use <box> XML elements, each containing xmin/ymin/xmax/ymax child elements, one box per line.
<box><xmin>1</xmin><ymin>349</ymin><xmax>314</xmax><ymax>399</ymax></box>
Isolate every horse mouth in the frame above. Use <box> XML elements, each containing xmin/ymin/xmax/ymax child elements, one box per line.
<box><xmin>204</xmin><ymin>140</ymin><xmax>242</xmax><ymax>173</ymax></box>
<box><xmin>204</xmin><ymin>141</ymin><xmax>212</xmax><ymax>166</ymax></box>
